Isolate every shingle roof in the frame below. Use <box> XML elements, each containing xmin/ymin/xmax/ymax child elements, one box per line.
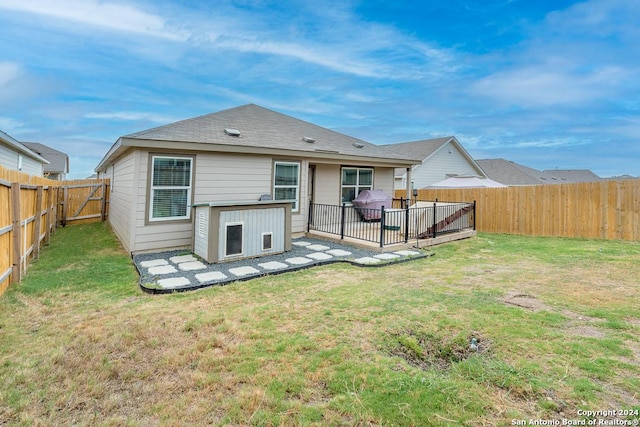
<box><xmin>123</xmin><ymin>104</ymin><xmax>415</xmax><ymax>162</ymax></box>
<box><xmin>22</xmin><ymin>142</ymin><xmax>69</xmax><ymax>174</ymax></box>
<box><xmin>380</xmin><ymin>137</ymin><xmax>453</xmax><ymax>160</ymax></box>
<box><xmin>475</xmin><ymin>158</ymin><xmax>555</xmax><ymax>186</ymax></box>
<box><xmin>542</xmin><ymin>169</ymin><xmax>601</xmax><ymax>183</ymax></box>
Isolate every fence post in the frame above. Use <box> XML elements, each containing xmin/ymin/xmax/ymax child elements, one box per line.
<box><xmin>404</xmin><ymin>205</ymin><xmax>409</xmax><ymax>243</ymax></box>
<box><xmin>33</xmin><ymin>186</ymin><xmax>43</xmax><ymax>259</ymax></box>
<box><xmin>380</xmin><ymin>206</ymin><xmax>386</xmax><ymax>248</ymax></box>
<box><xmin>61</xmin><ymin>185</ymin><xmax>68</xmax><ymax>227</ymax></box>
<box><xmin>340</xmin><ymin>203</ymin><xmax>346</xmax><ymax>240</ymax></box>
<box><xmin>432</xmin><ymin>202</ymin><xmax>438</xmax><ymax>239</ymax></box>
<box><xmin>11</xmin><ymin>183</ymin><xmax>22</xmax><ymax>284</ymax></box>
<box><xmin>101</xmin><ymin>182</ymin><xmax>108</xmax><ymax>221</ymax></box>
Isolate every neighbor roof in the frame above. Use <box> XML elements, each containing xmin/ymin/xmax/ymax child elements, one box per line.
<box><xmin>22</xmin><ymin>142</ymin><xmax>69</xmax><ymax>175</ymax></box>
<box><xmin>96</xmin><ymin>104</ymin><xmax>419</xmax><ymax>171</ymax></box>
<box><xmin>542</xmin><ymin>169</ymin><xmax>601</xmax><ymax>183</ymax></box>
<box><xmin>476</xmin><ymin>158</ymin><xmax>561</xmax><ymax>185</ymax></box>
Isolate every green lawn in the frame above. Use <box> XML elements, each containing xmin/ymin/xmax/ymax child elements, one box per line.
<box><xmin>1</xmin><ymin>222</ymin><xmax>639</xmax><ymax>426</ymax></box>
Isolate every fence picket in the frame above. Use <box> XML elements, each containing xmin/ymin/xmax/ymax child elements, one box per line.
<box><xmin>0</xmin><ymin>164</ymin><xmax>110</xmax><ymax>295</ymax></box>
<box><xmin>396</xmin><ymin>180</ymin><xmax>640</xmax><ymax>241</ymax></box>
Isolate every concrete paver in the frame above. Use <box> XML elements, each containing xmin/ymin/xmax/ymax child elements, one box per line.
<box><xmin>195</xmin><ymin>271</ymin><xmax>228</xmax><ymax>283</ymax></box>
<box><xmin>229</xmin><ymin>266</ymin><xmax>260</xmax><ymax>277</ymax></box>
<box><xmin>259</xmin><ymin>261</ymin><xmax>289</xmax><ymax>270</ymax></box>
<box><xmin>306</xmin><ymin>244</ymin><xmax>331</xmax><ymax>251</ymax></box>
<box><xmin>374</xmin><ymin>253</ymin><xmax>400</xmax><ymax>260</ymax></box>
<box><xmin>353</xmin><ymin>256</ymin><xmax>382</xmax><ymax>265</ymax></box>
<box><xmin>157</xmin><ymin>277</ymin><xmax>190</xmax><ymax>288</ymax></box>
<box><xmin>170</xmin><ymin>254</ymin><xmax>198</xmax><ymax>264</ymax></box>
<box><xmin>178</xmin><ymin>261</ymin><xmax>207</xmax><ymax>271</ymax></box>
<box><xmin>327</xmin><ymin>249</ymin><xmax>352</xmax><ymax>257</ymax></box>
<box><xmin>140</xmin><ymin>259</ymin><xmax>169</xmax><ymax>268</ymax></box>
<box><xmin>285</xmin><ymin>257</ymin><xmax>313</xmax><ymax>265</ymax></box>
<box><xmin>148</xmin><ymin>265</ymin><xmax>178</xmax><ymax>275</ymax></box>
<box><xmin>306</xmin><ymin>252</ymin><xmax>333</xmax><ymax>261</ymax></box>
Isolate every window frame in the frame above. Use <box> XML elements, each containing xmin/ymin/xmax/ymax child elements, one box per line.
<box><xmin>273</xmin><ymin>161</ymin><xmax>300</xmax><ymax>212</ymax></box>
<box><xmin>148</xmin><ymin>154</ymin><xmax>194</xmax><ymax>223</ymax></box>
<box><xmin>341</xmin><ymin>167</ymin><xmax>374</xmax><ymax>204</ymax></box>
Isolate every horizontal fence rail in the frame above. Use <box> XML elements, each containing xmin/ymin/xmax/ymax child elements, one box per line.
<box><xmin>308</xmin><ymin>200</ymin><xmax>475</xmax><ymax>247</ymax></box>
<box><xmin>0</xmin><ymin>164</ymin><xmax>110</xmax><ymax>295</ymax></box>
<box><xmin>396</xmin><ymin>180</ymin><xmax>640</xmax><ymax>241</ymax></box>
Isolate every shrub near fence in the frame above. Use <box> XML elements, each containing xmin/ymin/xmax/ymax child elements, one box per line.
<box><xmin>395</xmin><ymin>180</ymin><xmax>640</xmax><ymax>241</ymax></box>
<box><xmin>0</xmin><ymin>164</ymin><xmax>110</xmax><ymax>295</ymax></box>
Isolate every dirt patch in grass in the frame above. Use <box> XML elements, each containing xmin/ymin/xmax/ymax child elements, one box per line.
<box><xmin>386</xmin><ymin>329</ymin><xmax>490</xmax><ymax>370</ymax></box>
<box><xmin>502</xmin><ymin>291</ymin><xmax>551</xmax><ymax>312</ymax></box>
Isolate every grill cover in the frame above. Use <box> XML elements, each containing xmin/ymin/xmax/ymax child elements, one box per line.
<box><xmin>352</xmin><ymin>190</ymin><xmax>392</xmax><ymax>221</ymax></box>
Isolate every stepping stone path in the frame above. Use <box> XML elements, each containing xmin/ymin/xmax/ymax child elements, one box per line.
<box><xmin>137</xmin><ymin>238</ymin><xmax>427</xmax><ymax>291</ymax></box>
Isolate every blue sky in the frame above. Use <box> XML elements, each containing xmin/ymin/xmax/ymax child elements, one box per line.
<box><xmin>0</xmin><ymin>0</ymin><xmax>638</xmax><ymax>178</ymax></box>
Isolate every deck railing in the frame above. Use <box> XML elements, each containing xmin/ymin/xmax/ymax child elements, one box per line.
<box><xmin>307</xmin><ymin>199</ymin><xmax>476</xmax><ymax>247</ymax></box>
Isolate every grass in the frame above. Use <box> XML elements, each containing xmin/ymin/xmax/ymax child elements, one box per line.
<box><xmin>1</xmin><ymin>222</ymin><xmax>639</xmax><ymax>426</ymax></box>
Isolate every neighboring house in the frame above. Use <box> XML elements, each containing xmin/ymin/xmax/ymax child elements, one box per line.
<box><xmin>475</xmin><ymin>158</ymin><xmax>557</xmax><ymax>186</ymax></box>
<box><xmin>22</xmin><ymin>142</ymin><xmax>69</xmax><ymax>180</ymax></box>
<box><xmin>542</xmin><ymin>169</ymin><xmax>601</xmax><ymax>183</ymax></box>
<box><xmin>95</xmin><ymin>104</ymin><xmax>418</xmax><ymax>254</ymax></box>
<box><xmin>0</xmin><ymin>130</ymin><xmax>49</xmax><ymax>176</ymax></box>
<box><xmin>387</xmin><ymin>137</ymin><xmax>487</xmax><ymax>190</ymax></box>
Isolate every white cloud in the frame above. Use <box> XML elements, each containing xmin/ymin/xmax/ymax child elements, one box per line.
<box><xmin>0</xmin><ymin>61</ymin><xmax>21</xmax><ymax>87</ymax></box>
<box><xmin>85</xmin><ymin>111</ymin><xmax>178</xmax><ymax>124</ymax></box>
<box><xmin>0</xmin><ymin>0</ymin><xmax>187</xmax><ymax>40</ymax></box>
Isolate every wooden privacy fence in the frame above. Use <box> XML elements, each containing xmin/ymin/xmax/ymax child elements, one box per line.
<box><xmin>395</xmin><ymin>180</ymin><xmax>640</xmax><ymax>241</ymax></box>
<box><xmin>0</xmin><ymin>165</ymin><xmax>110</xmax><ymax>295</ymax></box>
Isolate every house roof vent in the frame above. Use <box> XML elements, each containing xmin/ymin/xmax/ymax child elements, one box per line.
<box><xmin>302</xmin><ymin>136</ymin><xmax>315</xmax><ymax>143</ymax></box>
<box><xmin>224</xmin><ymin>128</ymin><xmax>241</xmax><ymax>137</ymax></box>
<box><xmin>352</xmin><ymin>142</ymin><xmax>364</xmax><ymax>148</ymax></box>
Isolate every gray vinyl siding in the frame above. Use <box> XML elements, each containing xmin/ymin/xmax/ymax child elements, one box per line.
<box><xmin>105</xmin><ymin>150</ymin><xmax>136</xmax><ymax>252</ymax></box>
<box><xmin>131</xmin><ymin>151</ymin><xmax>193</xmax><ymax>252</ymax></box>
<box><xmin>0</xmin><ymin>143</ymin><xmax>44</xmax><ymax>176</ymax></box>
<box><xmin>313</xmin><ymin>164</ymin><xmax>340</xmax><ymax>205</ymax></box>
<box><xmin>373</xmin><ymin>167</ymin><xmax>394</xmax><ymax>196</ymax></box>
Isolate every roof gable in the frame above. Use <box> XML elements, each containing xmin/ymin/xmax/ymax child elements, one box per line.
<box><xmin>0</xmin><ymin>130</ymin><xmax>49</xmax><ymax>164</ymax></box>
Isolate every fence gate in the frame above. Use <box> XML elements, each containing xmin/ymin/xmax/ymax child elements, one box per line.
<box><xmin>59</xmin><ymin>182</ymin><xmax>109</xmax><ymax>226</ymax></box>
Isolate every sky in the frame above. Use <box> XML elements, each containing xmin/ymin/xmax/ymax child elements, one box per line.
<box><xmin>0</xmin><ymin>0</ymin><xmax>638</xmax><ymax>179</ymax></box>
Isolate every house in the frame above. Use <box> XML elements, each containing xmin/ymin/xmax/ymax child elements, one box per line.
<box><xmin>95</xmin><ymin>104</ymin><xmax>418</xmax><ymax>254</ymax></box>
<box><xmin>0</xmin><ymin>130</ymin><xmax>49</xmax><ymax>176</ymax></box>
<box><xmin>22</xmin><ymin>142</ymin><xmax>69</xmax><ymax>180</ymax></box>
<box><xmin>386</xmin><ymin>137</ymin><xmax>487</xmax><ymax>190</ymax></box>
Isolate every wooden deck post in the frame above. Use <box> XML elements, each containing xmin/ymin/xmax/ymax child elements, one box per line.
<box><xmin>11</xmin><ymin>182</ymin><xmax>22</xmax><ymax>284</ymax></box>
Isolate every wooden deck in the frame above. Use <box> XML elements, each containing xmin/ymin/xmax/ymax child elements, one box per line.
<box><xmin>306</xmin><ymin>227</ymin><xmax>477</xmax><ymax>253</ymax></box>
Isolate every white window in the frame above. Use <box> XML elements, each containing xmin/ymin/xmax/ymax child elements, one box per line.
<box><xmin>273</xmin><ymin>161</ymin><xmax>300</xmax><ymax>212</ymax></box>
<box><xmin>149</xmin><ymin>156</ymin><xmax>193</xmax><ymax>221</ymax></box>
<box><xmin>341</xmin><ymin>167</ymin><xmax>373</xmax><ymax>203</ymax></box>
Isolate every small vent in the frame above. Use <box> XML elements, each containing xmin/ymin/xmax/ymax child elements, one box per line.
<box><xmin>302</xmin><ymin>136</ymin><xmax>315</xmax><ymax>143</ymax></box>
<box><xmin>224</xmin><ymin>128</ymin><xmax>241</xmax><ymax>137</ymax></box>
<box><xmin>352</xmin><ymin>142</ymin><xmax>364</xmax><ymax>148</ymax></box>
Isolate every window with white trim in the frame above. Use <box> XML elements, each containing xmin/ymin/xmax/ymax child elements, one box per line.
<box><xmin>341</xmin><ymin>167</ymin><xmax>373</xmax><ymax>203</ymax></box>
<box><xmin>273</xmin><ymin>161</ymin><xmax>300</xmax><ymax>212</ymax></box>
<box><xmin>149</xmin><ymin>155</ymin><xmax>192</xmax><ymax>221</ymax></box>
